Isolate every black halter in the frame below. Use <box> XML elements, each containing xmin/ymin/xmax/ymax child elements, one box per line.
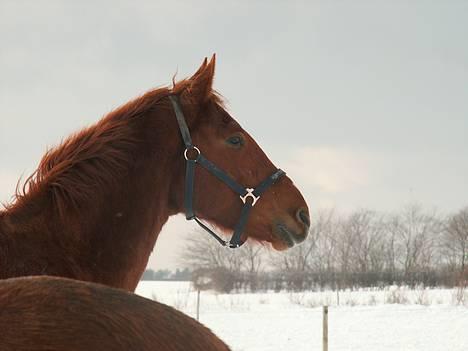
<box><xmin>169</xmin><ymin>95</ymin><xmax>286</xmax><ymax>248</ymax></box>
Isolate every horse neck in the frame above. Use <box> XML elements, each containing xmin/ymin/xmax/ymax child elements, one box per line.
<box><xmin>77</xmin><ymin>106</ymin><xmax>186</xmax><ymax>290</ymax></box>
<box><xmin>3</xmin><ymin>101</ymin><xmax>186</xmax><ymax>291</ymax></box>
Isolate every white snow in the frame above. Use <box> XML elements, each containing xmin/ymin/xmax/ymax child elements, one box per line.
<box><xmin>136</xmin><ymin>281</ymin><xmax>468</xmax><ymax>351</ymax></box>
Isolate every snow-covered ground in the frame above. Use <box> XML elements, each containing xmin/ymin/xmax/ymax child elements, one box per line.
<box><xmin>136</xmin><ymin>281</ymin><xmax>468</xmax><ymax>351</ymax></box>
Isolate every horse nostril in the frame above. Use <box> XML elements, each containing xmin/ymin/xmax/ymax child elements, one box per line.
<box><xmin>296</xmin><ymin>208</ymin><xmax>310</xmax><ymax>228</ymax></box>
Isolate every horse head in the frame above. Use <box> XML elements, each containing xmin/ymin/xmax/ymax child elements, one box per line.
<box><xmin>169</xmin><ymin>55</ymin><xmax>310</xmax><ymax>250</ymax></box>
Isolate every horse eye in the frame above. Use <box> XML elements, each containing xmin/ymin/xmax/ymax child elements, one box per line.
<box><xmin>226</xmin><ymin>135</ymin><xmax>244</xmax><ymax>147</ymax></box>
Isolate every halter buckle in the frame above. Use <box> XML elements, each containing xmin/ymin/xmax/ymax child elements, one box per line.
<box><xmin>240</xmin><ymin>188</ymin><xmax>260</xmax><ymax>206</ymax></box>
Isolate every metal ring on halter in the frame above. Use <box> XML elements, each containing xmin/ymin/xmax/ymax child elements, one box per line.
<box><xmin>184</xmin><ymin>146</ymin><xmax>201</xmax><ymax>161</ymax></box>
<box><xmin>240</xmin><ymin>188</ymin><xmax>260</xmax><ymax>206</ymax></box>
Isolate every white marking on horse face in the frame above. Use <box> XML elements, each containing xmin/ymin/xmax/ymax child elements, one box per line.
<box><xmin>115</xmin><ymin>212</ymin><xmax>123</xmax><ymax>218</ymax></box>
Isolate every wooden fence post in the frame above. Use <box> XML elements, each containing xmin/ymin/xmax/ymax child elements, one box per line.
<box><xmin>323</xmin><ymin>305</ymin><xmax>328</xmax><ymax>351</ymax></box>
<box><xmin>196</xmin><ymin>289</ymin><xmax>201</xmax><ymax>321</ymax></box>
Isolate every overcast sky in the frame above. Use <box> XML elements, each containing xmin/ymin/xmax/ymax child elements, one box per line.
<box><xmin>1</xmin><ymin>1</ymin><xmax>467</xmax><ymax>270</ymax></box>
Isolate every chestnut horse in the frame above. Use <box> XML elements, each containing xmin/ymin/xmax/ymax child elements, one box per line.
<box><xmin>0</xmin><ymin>276</ymin><xmax>231</xmax><ymax>351</ymax></box>
<box><xmin>0</xmin><ymin>55</ymin><xmax>309</xmax><ymax>291</ymax></box>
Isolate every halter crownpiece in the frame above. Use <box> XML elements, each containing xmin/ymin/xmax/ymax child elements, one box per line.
<box><xmin>169</xmin><ymin>95</ymin><xmax>286</xmax><ymax>248</ymax></box>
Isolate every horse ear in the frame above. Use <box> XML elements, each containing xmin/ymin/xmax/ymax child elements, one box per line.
<box><xmin>189</xmin><ymin>57</ymin><xmax>208</xmax><ymax>80</ymax></box>
<box><xmin>189</xmin><ymin>54</ymin><xmax>216</xmax><ymax>104</ymax></box>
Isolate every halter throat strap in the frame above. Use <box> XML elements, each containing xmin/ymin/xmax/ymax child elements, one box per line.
<box><xmin>169</xmin><ymin>95</ymin><xmax>285</xmax><ymax>248</ymax></box>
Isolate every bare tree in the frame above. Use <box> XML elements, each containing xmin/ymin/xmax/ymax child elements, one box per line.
<box><xmin>382</xmin><ymin>215</ymin><xmax>401</xmax><ymax>279</ymax></box>
<box><xmin>309</xmin><ymin>209</ymin><xmax>339</xmax><ymax>275</ymax></box>
<box><xmin>389</xmin><ymin>204</ymin><xmax>440</xmax><ymax>277</ymax></box>
<box><xmin>180</xmin><ymin>230</ymin><xmax>243</xmax><ymax>272</ymax></box>
<box><xmin>239</xmin><ymin>244</ymin><xmax>266</xmax><ymax>275</ymax></box>
<box><xmin>180</xmin><ymin>229</ymin><xmax>269</xmax><ymax>291</ymax></box>
<box><xmin>442</xmin><ymin>207</ymin><xmax>468</xmax><ymax>273</ymax></box>
<box><xmin>238</xmin><ymin>243</ymin><xmax>268</xmax><ymax>291</ymax></box>
<box><xmin>343</xmin><ymin>209</ymin><xmax>385</xmax><ymax>274</ymax></box>
<box><xmin>334</xmin><ymin>215</ymin><xmax>354</xmax><ymax>277</ymax></box>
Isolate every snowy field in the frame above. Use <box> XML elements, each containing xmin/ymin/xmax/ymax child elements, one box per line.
<box><xmin>136</xmin><ymin>281</ymin><xmax>467</xmax><ymax>351</ymax></box>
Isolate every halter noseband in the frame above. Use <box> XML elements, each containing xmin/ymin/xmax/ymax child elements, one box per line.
<box><xmin>169</xmin><ymin>95</ymin><xmax>285</xmax><ymax>248</ymax></box>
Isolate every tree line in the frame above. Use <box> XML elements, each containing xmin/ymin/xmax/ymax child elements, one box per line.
<box><xmin>181</xmin><ymin>204</ymin><xmax>468</xmax><ymax>292</ymax></box>
<box><xmin>141</xmin><ymin>268</ymin><xmax>191</xmax><ymax>281</ymax></box>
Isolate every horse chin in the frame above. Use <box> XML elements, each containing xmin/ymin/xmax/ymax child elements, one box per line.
<box><xmin>203</xmin><ymin>219</ymin><xmax>291</xmax><ymax>251</ymax></box>
<box><xmin>271</xmin><ymin>240</ymin><xmax>290</xmax><ymax>251</ymax></box>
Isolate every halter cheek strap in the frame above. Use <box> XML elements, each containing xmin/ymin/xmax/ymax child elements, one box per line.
<box><xmin>169</xmin><ymin>95</ymin><xmax>285</xmax><ymax>248</ymax></box>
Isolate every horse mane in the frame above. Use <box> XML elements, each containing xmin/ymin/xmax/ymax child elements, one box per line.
<box><xmin>3</xmin><ymin>75</ymin><xmax>225</xmax><ymax>219</ymax></box>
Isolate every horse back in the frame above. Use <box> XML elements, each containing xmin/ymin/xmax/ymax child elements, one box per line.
<box><xmin>0</xmin><ymin>276</ymin><xmax>231</xmax><ymax>351</ymax></box>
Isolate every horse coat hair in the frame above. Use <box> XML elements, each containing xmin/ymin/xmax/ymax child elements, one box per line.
<box><xmin>0</xmin><ymin>276</ymin><xmax>231</xmax><ymax>351</ymax></box>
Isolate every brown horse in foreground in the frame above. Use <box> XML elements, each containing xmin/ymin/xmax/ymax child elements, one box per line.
<box><xmin>0</xmin><ymin>55</ymin><xmax>309</xmax><ymax>291</ymax></box>
<box><xmin>0</xmin><ymin>276</ymin><xmax>231</xmax><ymax>351</ymax></box>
